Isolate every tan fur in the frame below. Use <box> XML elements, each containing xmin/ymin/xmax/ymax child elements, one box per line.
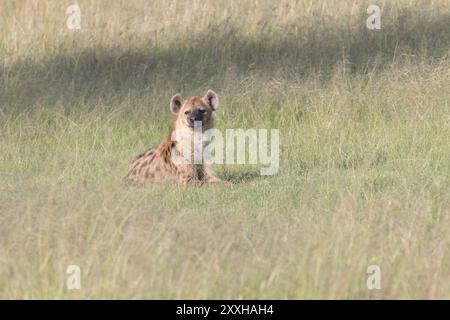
<box><xmin>125</xmin><ymin>90</ymin><xmax>228</xmax><ymax>186</ymax></box>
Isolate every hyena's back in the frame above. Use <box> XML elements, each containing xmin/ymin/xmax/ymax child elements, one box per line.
<box><xmin>125</xmin><ymin>141</ymin><xmax>178</xmax><ymax>185</ymax></box>
<box><xmin>126</xmin><ymin>147</ymin><xmax>157</xmax><ymax>183</ymax></box>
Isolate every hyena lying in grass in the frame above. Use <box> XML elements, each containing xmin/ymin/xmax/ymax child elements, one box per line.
<box><xmin>126</xmin><ymin>90</ymin><xmax>230</xmax><ymax>186</ymax></box>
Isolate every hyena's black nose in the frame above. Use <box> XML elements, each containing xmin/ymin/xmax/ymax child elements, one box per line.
<box><xmin>190</xmin><ymin>116</ymin><xmax>202</xmax><ymax>122</ymax></box>
<box><xmin>189</xmin><ymin>112</ymin><xmax>203</xmax><ymax>123</ymax></box>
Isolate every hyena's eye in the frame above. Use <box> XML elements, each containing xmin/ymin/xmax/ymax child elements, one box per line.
<box><xmin>199</xmin><ymin>109</ymin><xmax>206</xmax><ymax>114</ymax></box>
<box><xmin>184</xmin><ymin>110</ymin><xmax>191</xmax><ymax>115</ymax></box>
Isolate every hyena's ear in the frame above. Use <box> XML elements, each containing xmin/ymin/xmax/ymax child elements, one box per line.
<box><xmin>204</xmin><ymin>89</ymin><xmax>219</xmax><ymax>111</ymax></box>
<box><xmin>170</xmin><ymin>94</ymin><xmax>183</xmax><ymax>114</ymax></box>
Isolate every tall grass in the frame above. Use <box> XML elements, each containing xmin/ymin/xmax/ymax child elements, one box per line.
<box><xmin>0</xmin><ymin>0</ymin><xmax>449</xmax><ymax>299</ymax></box>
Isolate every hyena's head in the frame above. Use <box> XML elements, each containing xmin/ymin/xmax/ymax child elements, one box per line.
<box><xmin>170</xmin><ymin>90</ymin><xmax>219</xmax><ymax>131</ymax></box>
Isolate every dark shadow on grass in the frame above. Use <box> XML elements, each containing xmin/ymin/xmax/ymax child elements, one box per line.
<box><xmin>220</xmin><ymin>170</ymin><xmax>264</xmax><ymax>184</ymax></box>
<box><xmin>1</xmin><ymin>7</ymin><xmax>449</xmax><ymax>111</ymax></box>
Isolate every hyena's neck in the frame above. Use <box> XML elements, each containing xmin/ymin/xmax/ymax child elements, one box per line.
<box><xmin>168</xmin><ymin>123</ymin><xmax>212</xmax><ymax>167</ymax></box>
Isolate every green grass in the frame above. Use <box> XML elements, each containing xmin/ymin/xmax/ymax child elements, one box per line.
<box><xmin>0</xmin><ymin>0</ymin><xmax>450</xmax><ymax>299</ymax></box>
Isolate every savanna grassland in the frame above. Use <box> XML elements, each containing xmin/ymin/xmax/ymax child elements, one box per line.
<box><xmin>0</xmin><ymin>0</ymin><xmax>449</xmax><ymax>299</ymax></box>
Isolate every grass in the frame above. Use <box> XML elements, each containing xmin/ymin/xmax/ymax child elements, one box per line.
<box><xmin>0</xmin><ymin>0</ymin><xmax>450</xmax><ymax>299</ymax></box>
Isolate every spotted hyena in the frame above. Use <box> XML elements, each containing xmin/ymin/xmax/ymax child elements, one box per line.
<box><xmin>125</xmin><ymin>90</ymin><xmax>229</xmax><ymax>186</ymax></box>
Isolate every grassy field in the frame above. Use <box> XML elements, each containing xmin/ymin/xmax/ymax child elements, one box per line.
<box><xmin>0</xmin><ymin>0</ymin><xmax>450</xmax><ymax>299</ymax></box>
